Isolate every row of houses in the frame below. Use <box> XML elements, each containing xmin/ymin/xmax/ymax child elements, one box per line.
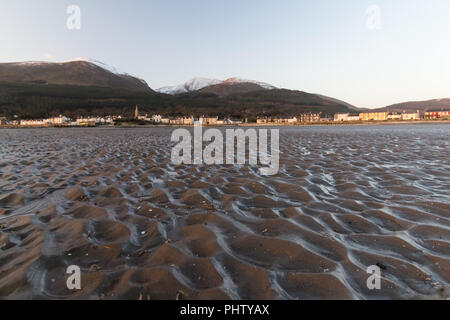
<box><xmin>256</xmin><ymin>109</ymin><xmax>450</xmax><ymax>124</ymax></box>
<box><xmin>334</xmin><ymin>113</ymin><xmax>360</xmax><ymax>121</ymax></box>
<box><xmin>75</xmin><ymin>116</ymin><xmax>117</xmax><ymax>126</ymax></box>
<box><xmin>3</xmin><ymin>107</ymin><xmax>449</xmax><ymax>127</ymax></box>
<box><xmin>137</xmin><ymin>114</ymin><xmax>244</xmax><ymax>125</ymax></box>
<box><xmin>3</xmin><ymin>115</ymin><xmax>119</xmax><ymax>127</ymax></box>
<box><xmin>135</xmin><ymin>107</ymin><xmax>245</xmax><ymax>125</ymax></box>
<box><xmin>335</xmin><ymin>112</ymin><xmax>413</xmax><ymax>122</ymax></box>
<box><xmin>335</xmin><ymin>110</ymin><xmax>450</xmax><ymax>122</ymax></box>
<box><xmin>256</xmin><ymin>113</ymin><xmax>330</xmax><ymax>124</ymax></box>
<box><xmin>358</xmin><ymin>112</ymin><xmax>421</xmax><ymax>121</ymax></box>
<box><xmin>424</xmin><ymin>110</ymin><xmax>450</xmax><ymax>119</ymax></box>
<box><xmin>338</xmin><ymin>112</ymin><xmax>420</xmax><ymax>121</ymax></box>
<box><xmin>19</xmin><ymin>116</ymin><xmax>72</xmax><ymax>127</ymax></box>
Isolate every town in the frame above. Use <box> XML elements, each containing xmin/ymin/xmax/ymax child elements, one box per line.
<box><xmin>0</xmin><ymin>106</ymin><xmax>449</xmax><ymax>128</ymax></box>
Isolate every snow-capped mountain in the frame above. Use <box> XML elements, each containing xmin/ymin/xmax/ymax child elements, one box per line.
<box><xmin>157</xmin><ymin>78</ymin><xmax>222</xmax><ymax>95</ymax></box>
<box><xmin>221</xmin><ymin>77</ymin><xmax>277</xmax><ymax>90</ymax></box>
<box><xmin>156</xmin><ymin>77</ymin><xmax>276</xmax><ymax>95</ymax></box>
<box><xmin>61</xmin><ymin>58</ymin><xmax>149</xmax><ymax>86</ymax></box>
<box><xmin>1</xmin><ymin>59</ymin><xmax>360</xmax><ymax>118</ymax></box>
<box><xmin>14</xmin><ymin>58</ymin><xmax>123</xmax><ymax>75</ymax></box>
<box><xmin>0</xmin><ymin>59</ymin><xmax>151</xmax><ymax>91</ymax></box>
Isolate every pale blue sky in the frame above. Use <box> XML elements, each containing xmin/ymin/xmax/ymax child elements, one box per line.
<box><xmin>1</xmin><ymin>0</ymin><xmax>449</xmax><ymax>108</ymax></box>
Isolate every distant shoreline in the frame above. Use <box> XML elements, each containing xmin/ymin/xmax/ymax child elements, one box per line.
<box><xmin>1</xmin><ymin>119</ymin><xmax>449</xmax><ymax>129</ymax></box>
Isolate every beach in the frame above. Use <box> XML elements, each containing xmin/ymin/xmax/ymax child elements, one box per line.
<box><xmin>0</xmin><ymin>124</ymin><xmax>449</xmax><ymax>300</ymax></box>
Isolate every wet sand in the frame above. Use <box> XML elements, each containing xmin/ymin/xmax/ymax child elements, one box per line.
<box><xmin>0</xmin><ymin>124</ymin><xmax>449</xmax><ymax>300</ymax></box>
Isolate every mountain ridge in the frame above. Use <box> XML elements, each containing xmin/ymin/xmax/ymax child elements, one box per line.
<box><xmin>374</xmin><ymin>98</ymin><xmax>450</xmax><ymax>113</ymax></box>
<box><xmin>0</xmin><ymin>60</ymin><xmax>360</xmax><ymax>118</ymax></box>
<box><xmin>156</xmin><ymin>77</ymin><xmax>276</xmax><ymax>95</ymax></box>
<box><xmin>0</xmin><ymin>60</ymin><xmax>152</xmax><ymax>92</ymax></box>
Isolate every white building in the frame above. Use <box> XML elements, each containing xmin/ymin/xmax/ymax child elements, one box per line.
<box><xmin>334</xmin><ymin>113</ymin><xmax>349</xmax><ymax>121</ymax></box>
<box><xmin>388</xmin><ymin>113</ymin><xmax>402</xmax><ymax>120</ymax></box>
<box><xmin>44</xmin><ymin>115</ymin><xmax>71</xmax><ymax>125</ymax></box>
<box><xmin>152</xmin><ymin>115</ymin><xmax>163</xmax><ymax>123</ymax></box>
<box><xmin>20</xmin><ymin>119</ymin><xmax>45</xmax><ymax>126</ymax></box>
<box><xmin>401</xmin><ymin>112</ymin><xmax>420</xmax><ymax>120</ymax></box>
<box><xmin>334</xmin><ymin>113</ymin><xmax>360</xmax><ymax>121</ymax></box>
<box><xmin>347</xmin><ymin>115</ymin><xmax>360</xmax><ymax>121</ymax></box>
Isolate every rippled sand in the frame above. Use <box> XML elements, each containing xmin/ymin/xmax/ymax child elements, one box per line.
<box><xmin>0</xmin><ymin>124</ymin><xmax>449</xmax><ymax>300</ymax></box>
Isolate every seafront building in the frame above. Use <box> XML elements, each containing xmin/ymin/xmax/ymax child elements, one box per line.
<box><xmin>298</xmin><ymin>113</ymin><xmax>321</xmax><ymax>123</ymax></box>
<box><xmin>3</xmin><ymin>106</ymin><xmax>450</xmax><ymax>128</ymax></box>
<box><xmin>387</xmin><ymin>112</ymin><xmax>402</xmax><ymax>120</ymax></box>
<box><xmin>319</xmin><ymin>116</ymin><xmax>333</xmax><ymax>122</ymax></box>
<box><xmin>20</xmin><ymin>119</ymin><xmax>45</xmax><ymax>126</ymax></box>
<box><xmin>401</xmin><ymin>112</ymin><xmax>421</xmax><ymax>120</ymax></box>
<box><xmin>272</xmin><ymin>117</ymin><xmax>297</xmax><ymax>124</ymax></box>
<box><xmin>256</xmin><ymin>113</ymin><xmax>321</xmax><ymax>124</ymax></box>
<box><xmin>76</xmin><ymin>116</ymin><xmax>114</xmax><ymax>126</ymax></box>
<box><xmin>14</xmin><ymin>115</ymin><xmax>116</xmax><ymax>127</ymax></box>
<box><xmin>20</xmin><ymin>115</ymin><xmax>71</xmax><ymax>127</ymax></box>
<box><xmin>45</xmin><ymin>116</ymin><xmax>71</xmax><ymax>125</ymax></box>
<box><xmin>183</xmin><ymin>117</ymin><xmax>194</xmax><ymax>125</ymax></box>
<box><xmin>333</xmin><ymin>113</ymin><xmax>360</xmax><ymax>121</ymax></box>
<box><xmin>347</xmin><ymin>115</ymin><xmax>360</xmax><ymax>121</ymax></box>
<box><xmin>152</xmin><ymin>115</ymin><xmax>163</xmax><ymax>123</ymax></box>
<box><xmin>334</xmin><ymin>113</ymin><xmax>349</xmax><ymax>121</ymax></box>
<box><xmin>200</xmin><ymin>117</ymin><xmax>219</xmax><ymax>125</ymax></box>
<box><xmin>425</xmin><ymin>110</ymin><xmax>450</xmax><ymax>119</ymax></box>
<box><xmin>257</xmin><ymin>114</ymin><xmax>318</xmax><ymax>124</ymax></box>
<box><xmin>169</xmin><ymin>118</ymin><xmax>184</xmax><ymax>125</ymax></box>
<box><xmin>359</xmin><ymin>112</ymin><xmax>389</xmax><ymax>121</ymax></box>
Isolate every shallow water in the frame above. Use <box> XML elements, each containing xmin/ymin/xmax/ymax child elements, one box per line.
<box><xmin>0</xmin><ymin>124</ymin><xmax>449</xmax><ymax>300</ymax></box>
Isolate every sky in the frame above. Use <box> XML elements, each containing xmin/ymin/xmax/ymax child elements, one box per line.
<box><xmin>0</xmin><ymin>0</ymin><xmax>449</xmax><ymax>108</ymax></box>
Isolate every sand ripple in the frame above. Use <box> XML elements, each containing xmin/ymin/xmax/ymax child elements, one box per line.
<box><xmin>0</xmin><ymin>125</ymin><xmax>449</xmax><ymax>299</ymax></box>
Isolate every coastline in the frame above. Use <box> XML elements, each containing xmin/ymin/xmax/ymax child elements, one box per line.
<box><xmin>1</xmin><ymin>119</ymin><xmax>449</xmax><ymax>129</ymax></box>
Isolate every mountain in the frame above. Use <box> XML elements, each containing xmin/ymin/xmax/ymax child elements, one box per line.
<box><xmin>0</xmin><ymin>60</ymin><xmax>152</xmax><ymax>92</ymax></box>
<box><xmin>0</xmin><ymin>60</ymin><xmax>157</xmax><ymax>118</ymax></box>
<box><xmin>221</xmin><ymin>77</ymin><xmax>277</xmax><ymax>90</ymax></box>
<box><xmin>374</xmin><ymin>98</ymin><xmax>450</xmax><ymax>113</ymax></box>
<box><xmin>219</xmin><ymin>88</ymin><xmax>353</xmax><ymax>115</ymax></box>
<box><xmin>198</xmin><ymin>82</ymin><xmax>267</xmax><ymax>97</ymax></box>
<box><xmin>156</xmin><ymin>78</ymin><xmax>222</xmax><ymax>95</ymax></box>
<box><xmin>164</xmin><ymin>88</ymin><xmax>354</xmax><ymax>119</ymax></box>
<box><xmin>156</xmin><ymin>77</ymin><xmax>276</xmax><ymax>95</ymax></box>
<box><xmin>0</xmin><ymin>60</ymin><xmax>356</xmax><ymax>119</ymax></box>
